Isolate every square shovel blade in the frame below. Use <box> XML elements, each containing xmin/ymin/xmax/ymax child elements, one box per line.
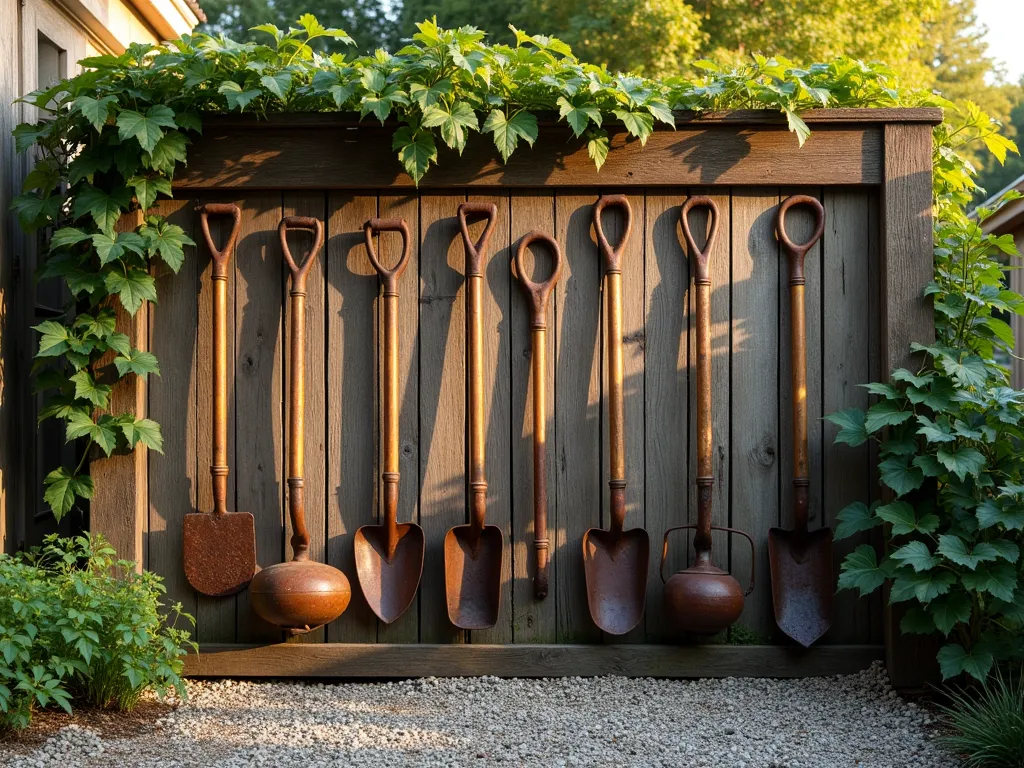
<box><xmin>582</xmin><ymin>529</ymin><xmax>649</xmax><ymax>635</ymax></box>
<box><xmin>768</xmin><ymin>527</ymin><xmax>834</xmax><ymax>647</ymax></box>
<box><xmin>183</xmin><ymin>511</ymin><xmax>257</xmax><ymax>597</ymax></box>
<box><xmin>444</xmin><ymin>525</ymin><xmax>503</xmax><ymax>630</ymax></box>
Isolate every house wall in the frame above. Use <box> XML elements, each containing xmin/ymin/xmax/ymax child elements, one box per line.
<box><xmin>0</xmin><ymin>0</ymin><xmax>199</xmax><ymax>553</ymax></box>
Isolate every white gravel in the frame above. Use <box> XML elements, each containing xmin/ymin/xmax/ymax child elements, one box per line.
<box><xmin>3</xmin><ymin>661</ymin><xmax>956</xmax><ymax>767</ymax></box>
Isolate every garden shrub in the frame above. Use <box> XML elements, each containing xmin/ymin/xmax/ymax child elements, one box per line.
<box><xmin>0</xmin><ymin>535</ymin><xmax>194</xmax><ymax>732</ymax></box>
<box><xmin>938</xmin><ymin>668</ymin><xmax>1024</xmax><ymax>767</ymax></box>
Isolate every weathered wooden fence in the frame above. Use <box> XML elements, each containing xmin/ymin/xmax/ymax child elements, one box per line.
<box><xmin>87</xmin><ymin>109</ymin><xmax>941</xmax><ymax>682</ymax></box>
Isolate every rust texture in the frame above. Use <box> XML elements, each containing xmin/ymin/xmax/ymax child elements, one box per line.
<box><xmin>183</xmin><ymin>203</ymin><xmax>257</xmax><ymax>598</ymax></box>
<box><xmin>249</xmin><ymin>216</ymin><xmax>351</xmax><ymax>633</ymax></box>
<box><xmin>354</xmin><ymin>218</ymin><xmax>425</xmax><ymax>624</ymax></box>
<box><xmin>444</xmin><ymin>202</ymin><xmax>504</xmax><ymax>630</ymax></box>
<box><xmin>582</xmin><ymin>195</ymin><xmax>650</xmax><ymax>635</ymax></box>
<box><xmin>513</xmin><ymin>231</ymin><xmax>563</xmax><ymax>600</ymax></box>
<box><xmin>662</xmin><ymin>197</ymin><xmax>754</xmax><ymax>636</ymax></box>
<box><xmin>769</xmin><ymin>194</ymin><xmax>834</xmax><ymax>648</ymax></box>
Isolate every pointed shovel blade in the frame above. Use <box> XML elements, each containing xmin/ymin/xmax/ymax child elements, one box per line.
<box><xmin>354</xmin><ymin>522</ymin><xmax>425</xmax><ymax>624</ymax></box>
<box><xmin>768</xmin><ymin>526</ymin><xmax>834</xmax><ymax>647</ymax></box>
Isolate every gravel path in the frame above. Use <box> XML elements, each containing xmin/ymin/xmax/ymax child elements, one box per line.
<box><xmin>2</xmin><ymin>661</ymin><xmax>955</xmax><ymax>767</ymax></box>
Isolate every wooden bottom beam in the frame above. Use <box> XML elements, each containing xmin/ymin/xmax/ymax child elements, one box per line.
<box><xmin>186</xmin><ymin>643</ymin><xmax>883</xmax><ymax>679</ymax></box>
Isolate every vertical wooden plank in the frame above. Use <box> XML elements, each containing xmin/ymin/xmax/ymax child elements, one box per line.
<box><xmin>470</xmin><ymin>192</ymin><xmax>513</xmax><ymax>645</ymax></box>
<box><xmin>822</xmin><ymin>190</ymin><xmax>872</xmax><ymax>644</ymax></box>
<box><xmin>730</xmin><ymin>189</ymin><xmax>780</xmax><ymax>640</ymax></box>
<box><xmin>778</xmin><ymin>188</ymin><xmax>823</xmax><ymax>565</ymax></box>
<box><xmin>283</xmin><ymin>193</ymin><xmax>328</xmax><ymax>644</ymax></box>
<box><xmin>234</xmin><ymin>193</ymin><xmax>285</xmax><ymax>644</ymax></box>
<box><xmin>511</xmin><ymin>191</ymin><xmax>557</xmax><ymax>643</ymax></box>
<box><xmin>377</xmin><ymin>193</ymin><xmax>421</xmax><ymax>644</ymax></box>
<box><xmin>554</xmin><ymin>192</ymin><xmax>602</xmax><ymax>644</ymax></box>
<box><xmin>90</xmin><ymin>210</ymin><xmax>148</xmax><ymax>571</ymax></box>
<box><xmin>195</xmin><ymin>194</ymin><xmax>239</xmax><ymax>643</ymax></box>
<box><xmin>868</xmin><ymin>189</ymin><xmax>885</xmax><ymax>645</ymax></box>
<box><xmin>882</xmin><ymin>124</ymin><xmax>938</xmax><ymax>689</ymax></box>
<box><xmin>597</xmin><ymin>192</ymin><xmax>646</xmax><ymax>643</ymax></box>
<box><xmin>419</xmin><ymin>192</ymin><xmax>467</xmax><ymax>644</ymax></box>
<box><xmin>325</xmin><ymin>193</ymin><xmax>378</xmax><ymax>643</ymax></box>
<box><xmin>643</xmin><ymin>190</ymin><xmax>688</xmax><ymax>641</ymax></box>
<box><xmin>148</xmin><ymin>198</ymin><xmax>199</xmax><ymax>623</ymax></box>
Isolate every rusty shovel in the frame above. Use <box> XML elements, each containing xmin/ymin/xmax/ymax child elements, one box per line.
<box><xmin>354</xmin><ymin>218</ymin><xmax>425</xmax><ymax>624</ymax></box>
<box><xmin>183</xmin><ymin>203</ymin><xmax>257</xmax><ymax>598</ymax></box>
<box><xmin>768</xmin><ymin>194</ymin><xmax>833</xmax><ymax>648</ymax></box>
<box><xmin>513</xmin><ymin>231</ymin><xmax>563</xmax><ymax>600</ymax></box>
<box><xmin>444</xmin><ymin>202</ymin><xmax>504</xmax><ymax>630</ymax></box>
<box><xmin>583</xmin><ymin>195</ymin><xmax>649</xmax><ymax>635</ymax></box>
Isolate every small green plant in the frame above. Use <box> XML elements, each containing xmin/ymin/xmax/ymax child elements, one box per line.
<box><xmin>938</xmin><ymin>667</ymin><xmax>1024</xmax><ymax>767</ymax></box>
<box><xmin>0</xmin><ymin>535</ymin><xmax>194</xmax><ymax>732</ymax></box>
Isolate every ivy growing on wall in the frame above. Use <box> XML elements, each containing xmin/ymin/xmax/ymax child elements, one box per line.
<box><xmin>10</xmin><ymin>16</ymin><xmax>1022</xmax><ymax>680</ymax></box>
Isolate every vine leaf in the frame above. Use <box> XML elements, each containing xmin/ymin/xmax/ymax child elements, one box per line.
<box><xmin>119</xmin><ymin>417</ymin><xmax>163</xmax><ymax>453</ymax></box>
<box><xmin>483</xmin><ymin>109</ymin><xmax>538</xmax><ymax>162</ymax></box>
<box><xmin>557</xmin><ymin>96</ymin><xmax>601</xmax><ymax>137</ymax></box>
<box><xmin>392</xmin><ymin>126</ymin><xmax>437</xmax><ymax>183</ymax></box>
<box><xmin>824</xmin><ymin>408</ymin><xmax>868</xmax><ymax>446</ymax></box>
<box><xmin>927</xmin><ymin>593</ymin><xmax>972</xmax><ymax>635</ymax></box>
<box><xmin>69</xmin><ymin>370</ymin><xmax>111</xmax><ymax>408</ymax></box>
<box><xmin>65</xmin><ymin>411</ymin><xmax>117</xmax><ymax>455</ymax></box>
<box><xmin>889</xmin><ymin>568</ymin><xmax>957</xmax><ymax>604</ymax></box>
<box><xmin>219</xmin><ymin>81</ymin><xmax>262</xmax><ymax>111</ymax></box>
<box><xmin>936</xmin><ymin>445</ymin><xmax>986</xmax><ymax>480</ymax></box>
<box><xmin>875</xmin><ymin>500</ymin><xmax>939</xmax><ymax>536</ymax></box>
<box><xmin>937</xmin><ymin>643</ymin><xmax>993</xmax><ymax>682</ymax></box>
<box><xmin>960</xmin><ymin>562</ymin><xmax>1018</xmax><ymax>602</ymax></box>
<box><xmin>833</xmin><ymin>501</ymin><xmax>880</xmax><ymax>539</ymax></box>
<box><xmin>145</xmin><ymin>131</ymin><xmax>187</xmax><ymax>175</ymax></box>
<box><xmin>409</xmin><ymin>78</ymin><xmax>452</xmax><ymax>109</ymax></box>
<box><xmin>864</xmin><ymin>400</ymin><xmax>912</xmax><ymax>433</ymax></box>
<box><xmin>104</xmin><ymin>269</ymin><xmax>158</xmax><ymax>316</ymax></box>
<box><xmin>116</xmin><ymin>105</ymin><xmax>177</xmax><ymax>152</ymax></box>
<box><xmin>260</xmin><ymin>72</ymin><xmax>292</xmax><ymax>101</ymax></box>
<box><xmin>73</xmin><ymin>186</ymin><xmax>131</xmax><ymax>233</ymax></box>
<box><xmin>878</xmin><ymin>456</ymin><xmax>924</xmax><ymax>497</ymax></box>
<box><xmin>612</xmin><ymin>109</ymin><xmax>653</xmax><ymax>145</ymax></box>
<box><xmin>74</xmin><ymin>95</ymin><xmax>118</xmax><ymax>132</ymax></box>
<box><xmin>977</xmin><ymin>498</ymin><xmax>1024</xmax><ymax>532</ymax></box>
<box><xmin>33</xmin><ymin>321</ymin><xmax>71</xmax><ymax>357</ymax></box>
<box><xmin>421</xmin><ymin>101</ymin><xmax>478</xmax><ymax>154</ymax></box>
<box><xmin>114</xmin><ymin>349</ymin><xmax>160</xmax><ymax>378</ymax></box>
<box><xmin>837</xmin><ymin>544</ymin><xmax>892</xmax><ymax>596</ymax></box>
<box><xmin>42</xmin><ymin>468</ymin><xmax>93</xmax><ymax>522</ymax></box>
<box><xmin>91</xmin><ymin>232</ymin><xmax>147</xmax><ymax>266</ymax></box>
<box><xmin>128</xmin><ymin>175</ymin><xmax>172</xmax><ymax>211</ymax></box>
<box><xmin>936</xmin><ymin>534</ymin><xmax>998</xmax><ymax>569</ymax></box>
<box><xmin>890</xmin><ymin>540</ymin><xmax>939</xmax><ymax>573</ymax></box>
<box><xmin>141</xmin><ymin>221</ymin><xmax>193</xmax><ymax>273</ymax></box>
<box><xmin>587</xmin><ymin>131</ymin><xmax>610</xmax><ymax>171</ymax></box>
<box><xmin>49</xmin><ymin>227</ymin><xmax>92</xmax><ymax>251</ymax></box>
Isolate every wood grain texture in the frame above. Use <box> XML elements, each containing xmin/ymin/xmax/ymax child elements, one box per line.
<box><xmin>283</xmin><ymin>193</ymin><xmax>328</xmax><ymax>644</ymax></box>
<box><xmin>194</xmin><ymin>195</ymin><xmax>239</xmax><ymax>643</ymax></box>
<box><xmin>148</xmin><ymin>198</ymin><xmax>199</xmax><ymax>621</ymax></box>
<box><xmin>730</xmin><ymin>190</ymin><xmax>781</xmax><ymax>641</ymax></box>
<box><xmin>822</xmin><ymin>191</ymin><xmax>873</xmax><ymax>645</ymax></box>
<box><xmin>554</xmin><ymin>192</ymin><xmax>603</xmax><ymax>643</ymax></box>
<box><xmin>233</xmin><ymin>193</ymin><xmax>285</xmax><ymax>644</ymax></box>
<box><xmin>471</xmin><ymin>192</ymin><xmax>514</xmax><ymax>644</ymax></box>
<box><xmin>418</xmin><ymin>193</ymin><xmax>468</xmax><ymax>644</ymax></box>
<box><xmin>376</xmin><ymin>194</ymin><xmax>421</xmax><ymax>644</ymax></box>
<box><xmin>186</xmin><ymin>643</ymin><xmax>884</xmax><ymax>678</ymax></box>
<box><xmin>177</xmin><ymin>125</ymin><xmax>884</xmax><ymax>190</ymax></box>
<box><xmin>325</xmin><ymin>193</ymin><xmax>378</xmax><ymax>643</ymax></box>
<box><xmin>599</xmin><ymin>192</ymin><xmax>647</xmax><ymax>643</ymax></box>
<box><xmin>511</xmin><ymin>192</ymin><xmax>558</xmax><ymax>643</ymax></box>
<box><xmin>642</xmin><ymin>191</ymin><xmax>689</xmax><ymax>641</ymax></box>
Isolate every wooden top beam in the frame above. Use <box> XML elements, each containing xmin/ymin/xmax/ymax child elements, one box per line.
<box><xmin>174</xmin><ymin>109</ymin><xmax>940</xmax><ymax>191</ymax></box>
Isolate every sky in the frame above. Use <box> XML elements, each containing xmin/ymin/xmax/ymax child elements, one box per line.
<box><xmin>975</xmin><ymin>0</ymin><xmax>1024</xmax><ymax>83</ymax></box>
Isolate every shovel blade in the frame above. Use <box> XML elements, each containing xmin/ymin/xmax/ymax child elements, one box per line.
<box><xmin>582</xmin><ymin>528</ymin><xmax>650</xmax><ymax>635</ymax></box>
<box><xmin>444</xmin><ymin>525</ymin><xmax>503</xmax><ymax>629</ymax></box>
<box><xmin>768</xmin><ymin>526</ymin><xmax>834</xmax><ymax>647</ymax></box>
<box><xmin>354</xmin><ymin>523</ymin><xmax>425</xmax><ymax>624</ymax></box>
<box><xmin>183</xmin><ymin>511</ymin><xmax>257</xmax><ymax>597</ymax></box>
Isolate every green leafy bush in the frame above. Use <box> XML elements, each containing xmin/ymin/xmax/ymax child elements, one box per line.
<box><xmin>0</xmin><ymin>535</ymin><xmax>194</xmax><ymax>732</ymax></box>
<box><xmin>829</xmin><ymin>99</ymin><xmax>1023</xmax><ymax>682</ymax></box>
<box><xmin>938</xmin><ymin>668</ymin><xmax>1024</xmax><ymax>767</ymax></box>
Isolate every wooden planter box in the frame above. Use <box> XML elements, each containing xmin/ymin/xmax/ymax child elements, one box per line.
<box><xmin>90</xmin><ymin>108</ymin><xmax>941</xmax><ymax>684</ymax></box>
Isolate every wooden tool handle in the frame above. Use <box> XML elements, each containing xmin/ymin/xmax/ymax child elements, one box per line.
<box><xmin>777</xmin><ymin>195</ymin><xmax>825</xmax><ymax>533</ymax></box>
<box><xmin>197</xmin><ymin>203</ymin><xmax>242</xmax><ymax>517</ymax></box>
<box><xmin>458</xmin><ymin>202</ymin><xmax>497</xmax><ymax>534</ymax></box>
<box><xmin>593</xmin><ymin>195</ymin><xmax>632</xmax><ymax>535</ymax></box>
<box><xmin>514</xmin><ymin>231</ymin><xmax>562</xmax><ymax>599</ymax></box>
<box><xmin>279</xmin><ymin>215</ymin><xmax>325</xmax><ymax>561</ymax></box>
<box><xmin>364</xmin><ymin>217</ymin><xmax>411</xmax><ymax>554</ymax></box>
<box><xmin>681</xmin><ymin>196</ymin><xmax>721</xmax><ymax>557</ymax></box>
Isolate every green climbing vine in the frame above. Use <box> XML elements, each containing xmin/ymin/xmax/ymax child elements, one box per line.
<box><xmin>9</xmin><ymin>16</ymin><xmax>1017</xmax><ymax>547</ymax></box>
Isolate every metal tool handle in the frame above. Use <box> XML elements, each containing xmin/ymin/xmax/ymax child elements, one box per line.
<box><xmin>593</xmin><ymin>195</ymin><xmax>632</xmax><ymax>537</ymax></box>
<box><xmin>364</xmin><ymin>217</ymin><xmax>411</xmax><ymax>558</ymax></box>
<box><xmin>458</xmin><ymin>202</ymin><xmax>498</xmax><ymax>535</ymax></box>
<box><xmin>660</xmin><ymin>524</ymin><xmax>757</xmax><ymax>595</ymax></box>
<box><xmin>680</xmin><ymin>196</ymin><xmax>720</xmax><ymax>554</ymax></box>
<box><xmin>777</xmin><ymin>195</ymin><xmax>824</xmax><ymax>534</ymax></box>
<box><xmin>514</xmin><ymin>231</ymin><xmax>563</xmax><ymax>599</ymax></box>
<box><xmin>197</xmin><ymin>203</ymin><xmax>242</xmax><ymax>518</ymax></box>
<box><xmin>279</xmin><ymin>215</ymin><xmax>325</xmax><ymax>562</ymax></box>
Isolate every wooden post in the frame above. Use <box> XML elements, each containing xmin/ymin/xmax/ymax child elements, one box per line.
<box><xmin>880</xmin><ymin>123</ymin><xmax>940</xmax><ymax>690</ymax></box>
<box><xmin>89</xmin><ymin>209</ymin><xmax>148</xmax><ymax>571</ymax></box>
